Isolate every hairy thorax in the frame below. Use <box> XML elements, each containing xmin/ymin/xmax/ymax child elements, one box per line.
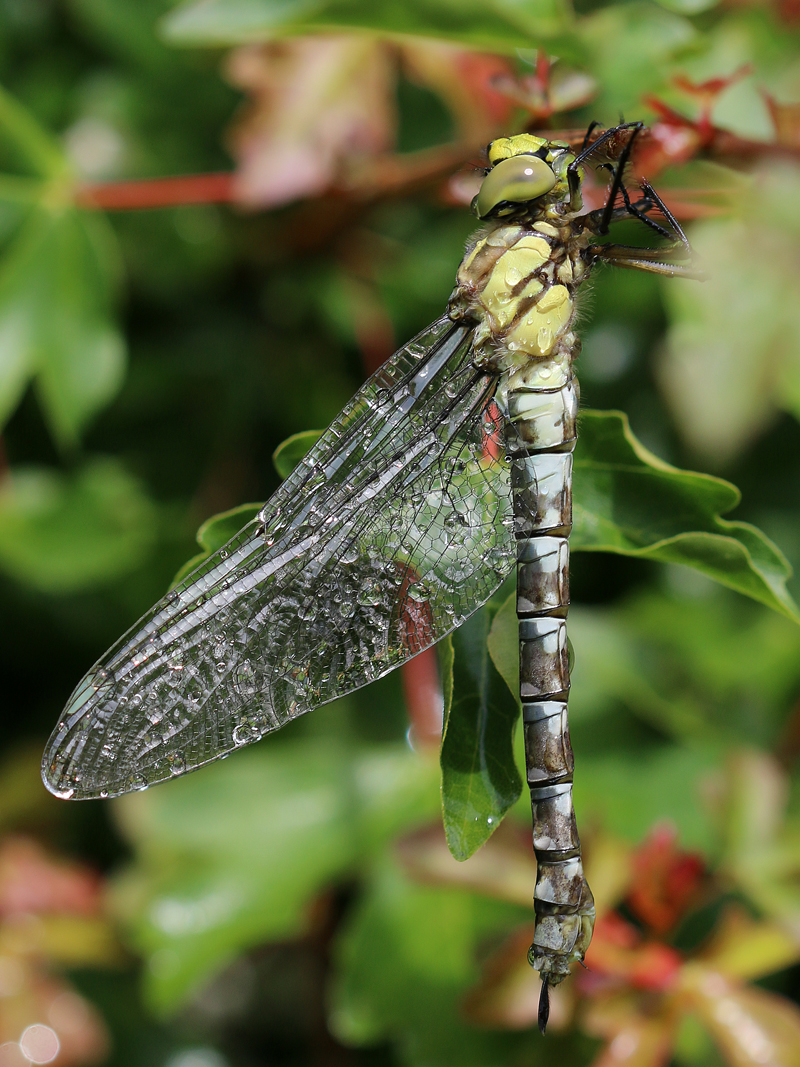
<box><xmin>449</xmin><ymin>216</ymin><xmax>593</xmax><ymax>390</ymax></box>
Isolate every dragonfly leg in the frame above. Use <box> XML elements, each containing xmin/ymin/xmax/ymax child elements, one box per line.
<box><xmin>566</xmin><ymin>120</ymin><xmax>643</xmax><ymax>212</ymax></box>
<box><xmin>590</xmin><ymin>242</ymin><xmax>705</xmax><ymax>279</ymax></box>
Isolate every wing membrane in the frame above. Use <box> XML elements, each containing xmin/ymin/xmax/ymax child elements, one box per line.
<box><xmin>43</xmin><ymin>317</ymin><xmax>522</xmax><ymax>800</ymax></box>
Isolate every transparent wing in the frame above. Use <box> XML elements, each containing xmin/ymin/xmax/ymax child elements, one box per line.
<box><xmin>43</xmin><ymin>316</ymin><xmax>523</xmax><ymax>800</ymax></box>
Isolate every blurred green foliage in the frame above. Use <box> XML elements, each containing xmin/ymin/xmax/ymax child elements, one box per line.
<box><xmin>2</xmin><ymin>0</ymin><xmax>800</xmax><ymax>1066</ymax></box>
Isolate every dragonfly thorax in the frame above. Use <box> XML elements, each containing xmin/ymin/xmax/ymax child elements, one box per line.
<box><xmin>449</xmin><ymin>216</ymin><xmax>592</xmax><ymax>380</ymax></box>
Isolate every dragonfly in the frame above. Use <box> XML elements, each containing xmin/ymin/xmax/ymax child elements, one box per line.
<box><xmin>42</xmin><ymin>121</ymin><xmax>697</xmax><ymax>1033</ymax></box>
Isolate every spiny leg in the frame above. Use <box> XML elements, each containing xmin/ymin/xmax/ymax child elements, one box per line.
<box><xmin>594</xmin><ymin>123</ymin><xmax>644</xmax><ymax>235</ymax></box>
<box><xmin>580</xmin><ymin>120</ymin><xmax>602</xmax><ymax>153</ymax></box>
<box><xmin>567</xmin><ymin>120</ymin><xmax>643</xmax><ymax>210</ymax></box>
<box><xmin>640</xmin><ymin>178</ymin><xmax>692</xmax><ymax>255</ymax></box>
<box><xmin>589</xmin><ymin>245</ymin><xmax>704</xmax><ymax>278</ymax></box>
<box><xmin>617</xmin><ymin>177</ymin><xmax>675</xmax><ymax>242</ymax></box>
<box><xmin>588</xmin><ymin>161</ymin><xmax>699</xmax><ymax>276</ymax></box>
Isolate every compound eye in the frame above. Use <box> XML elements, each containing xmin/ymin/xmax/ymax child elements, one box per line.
<box><xmin>475</xmin><ymin>155</ymin><xmax>557</xmax><ymax>218</ymax></box>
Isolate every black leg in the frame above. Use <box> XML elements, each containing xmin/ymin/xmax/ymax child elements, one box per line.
<box><xmin>567</xmin><ymin>121</ymin><xmax>642</xmax><ymax>210</ymax></box>
<box><xmin>640</xmin><ymin>179</ymin><xmax>692</xmax><ymax>254</ymax></box>
<box><xmin>596</xmin><ymin>124</ymin><xmax>643</xmax><ymax>235</ymax></box>
<box><xmin>569</xmin><ymin>120</ymin><xmax>643</xmax><ymax>171</ymax></box>
<box><xmin>617</xmin><ymin>181</ymin><xmax>673</xmax><ymax>241</ymax></box>
<box><xmin>580</xmin><ymin>120</ymin><xmax>602</xmax><ymax>153</ymax></box>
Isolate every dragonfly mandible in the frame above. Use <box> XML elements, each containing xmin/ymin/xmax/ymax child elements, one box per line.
<box><xmin>42</xmin><ymin>122</ymin><xmax>698</xmax><ymax>1033</ymax></box>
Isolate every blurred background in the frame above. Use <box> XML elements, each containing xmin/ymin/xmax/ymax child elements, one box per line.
<box><xmin>2</xmin><ymin>1</ymin><xmax>800</xmax><ymax>1065</ymax></box>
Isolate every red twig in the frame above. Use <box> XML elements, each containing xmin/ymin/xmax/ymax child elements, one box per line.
<box><xmin>76</xmin><ymin>172</ymin><xmax>236</xmax><ymax>211</ymax></box>
<box><xmin>401</xmin><ymin>649</ymin><xmax>444</xmax><ymax>749</ymax></box>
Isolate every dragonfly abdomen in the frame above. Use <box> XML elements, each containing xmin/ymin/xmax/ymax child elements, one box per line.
<box><xmin>508</xmin><ymin>375</ymin><xmax>595</xmax><ymax>1004</ymax></box>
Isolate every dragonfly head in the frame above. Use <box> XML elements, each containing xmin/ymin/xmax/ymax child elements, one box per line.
<box><xmin>474</xmin><ymin>134</ymin><xmax>577</xmax><ymax>220</ymax></box>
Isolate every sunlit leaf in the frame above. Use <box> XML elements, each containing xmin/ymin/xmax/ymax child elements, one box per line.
<box><xmin>699</xmin><ymin>906</ymin><xmax>800</xmax><ymax>982</ymax></box>
<box><xmin>0</xmin><ymin>458</ymin><xmax>158</xmax><ymax>593</ymax></box>
<box><xmin>585</xmin><ymin>1014</ymin><xmax>676</xmax><ymax>1067</ymax></box>
<box><xmin>680</xmin><ymin>965</ymin><xmax>800</xmax><ymax>1067</ymax></box>
<box><xmin>659</xmin><ymin>163</ymin><xmax>800</xmax><ymax>464</ymax></box>
<box><xmin>0</xmin><ymin>208</ymin><xmax>125</xmax><ymax>447</ymax></box>
<box><xmin>439</xmin><ymin>603</ymin><xmax>522</xmax><ymax>862</ymax></box>
<box><xmin>111</xmin><ymin>740</ymin><xmax>439</xmax><ymax>1011</ymax></box>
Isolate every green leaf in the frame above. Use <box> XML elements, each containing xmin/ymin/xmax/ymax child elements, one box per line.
<box><xmin>653</xmin><ymin>0</ymin><xmax>719</xmax><ymax>13</ymax></box>
<box><xmin>0</xmin><ymin>175</ymin><xmax>45</xmax><ymax>206</ymax></box>
<box><xmin>272</xmin><ymin>428</ymin><xmax>323</xmax><ymax>480</ymax></box>
<box><xmin>485</xmin><ymin>593</ymin><xmax>518</xmax><ymax>705</ymax></box>
<box><xmin>439</xmin><ymin>604</ymin><xmax>522</xmax><ymax>862</ymax></box>
<box><xmin>659</xmin><ymin>170</ymin><xmax>800</xmax><ymax>462</ymax></box>
<box><xmin>578</xmin><ymin>3</ymin><xmax>697</xmax><ymax>118</ymax></box>
<box><xmin>0</xmin><ymin>83</ymin><xmax>70</xmax><ymax>179</ymax></box>
<box><xmin>0</xmin><ymin>458</ymin><xmax>158</xmax><ymax>593</ymax></box>
<box><xmin>0</xmin><ymin>208</ymin><xmax>126</xmax><ymax>448</ymax></box>
<box><xmin>330</xmin><ymin>855</ymin><xmax>530</xmax><ymax>1067</ymax></box>
<box><xmin>573</xmin><ymin>410</ymin><xmax>799</xmax><ymax>624</ymax></box>
<box><xmin>162</xmin><ymin>0</ymin><xmax>572</xmax><ymax>51</ymax></box>
<box><xmin>576</xmin><ymin>745</ymin><xmax>720</xmax><ymax>851</ymax></box>
<box><xmin>437</xmin><ymin>634</ymin><xmax>454</xmax><ymax>728</ymax></box>
<box><xmin>112</xmin><ymin>739</ymin><xmax>440</xmax><ymax>1011</ymax></box>
<box><xmin>171</xmin><ymin>502</ymin><xmax>263</xmax><ymax>586</ymax></box>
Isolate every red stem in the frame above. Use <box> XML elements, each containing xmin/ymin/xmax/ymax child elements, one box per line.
<box><xmin>76</xmin><ymin>172</ymin><xmax>236</xmax><ymax>211</ymax></box>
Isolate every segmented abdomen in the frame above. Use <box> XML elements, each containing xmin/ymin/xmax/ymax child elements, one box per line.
<box><xmin>506</xmin><ymin>375</ymin><xmax>595</xmax><ymax>985</ymax></box>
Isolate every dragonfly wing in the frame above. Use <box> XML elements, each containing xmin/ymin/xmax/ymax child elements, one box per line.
<box><xmin>43</xmin><ymin>316</ymin><xmax>521</xmax><ymax>800</ymax></box>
